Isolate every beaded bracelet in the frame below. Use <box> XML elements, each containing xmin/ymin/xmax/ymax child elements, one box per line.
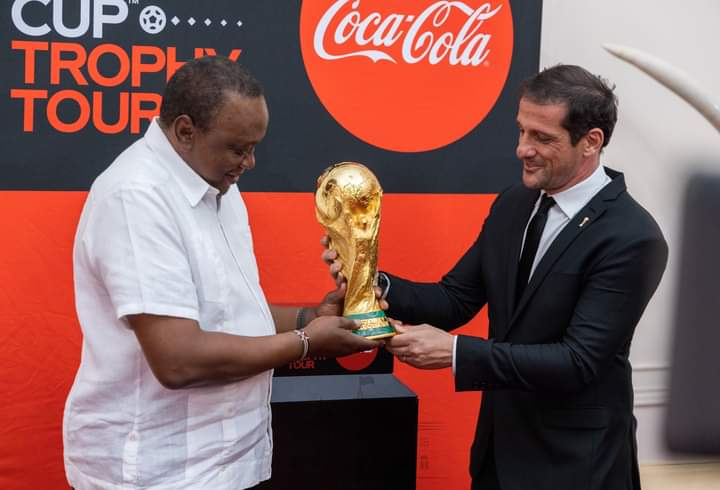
<box><xmin>293</xmin><ymin>329</ymin><xmax>310</xmax><ymax>360</ymax></box>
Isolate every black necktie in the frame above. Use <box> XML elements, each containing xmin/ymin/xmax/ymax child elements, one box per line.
<box><xmin>516</xmin><ymin>194</ymin><xmax>555</xmax><ymax>302</ymax></box>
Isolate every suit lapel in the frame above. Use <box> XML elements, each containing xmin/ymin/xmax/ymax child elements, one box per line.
<box><xmin>503</xmin><ymin>169</ymin><xmax>626</xmax><ymax>340</ymax></box>
<box><xmin>508</xmin><ymin>203</ymin><xmax>605</xmax><ymax>331</ymax></box>
<box><xmin>505</xmin><ymin>189</ymin><xmax>540</xmax><ymax>330</ymax></box>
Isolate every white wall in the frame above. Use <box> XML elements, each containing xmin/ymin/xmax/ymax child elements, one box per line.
<box><xmin>540</xmin><ymin>0</ymin><xmax>720</xmax><ymax>462</ymax></box>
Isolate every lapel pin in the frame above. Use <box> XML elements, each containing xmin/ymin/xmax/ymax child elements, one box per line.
<box><xmin>579</xmin><ymin>217</ymin><xmax>590</xmax><ymax>228</ymax></box>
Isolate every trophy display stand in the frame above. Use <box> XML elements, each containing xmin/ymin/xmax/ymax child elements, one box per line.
<box><xmin>268</xmin><ymin>371</ymin><xmax>418</xmax><ymax>490</ymax></box>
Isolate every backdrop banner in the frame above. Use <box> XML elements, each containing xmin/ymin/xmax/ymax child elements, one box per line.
<box><xmin>2</xmin><ymin>0</ymin><xmax>540</xmax><ymax>193</ymax></box>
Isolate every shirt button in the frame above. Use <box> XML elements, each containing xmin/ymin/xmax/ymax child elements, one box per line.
<box><xmin>225</xmin><ymin>407</ymin><xmax>233</xmax><ymax>417</ymax></box>
<box><xmin>128</xmin><ymin>431</ymin><xmax>137</xmax><ymax>442</ymax></box>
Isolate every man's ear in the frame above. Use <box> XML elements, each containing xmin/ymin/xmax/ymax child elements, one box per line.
<box><xmin>583</xmin><ymin>128</ymin><xmax>604</xmax><ymax>156</ymax></box>
<box><xmin>172</xmin><ymin>115</ymin><xmax>195</xmax><ymax>149</ymax></box>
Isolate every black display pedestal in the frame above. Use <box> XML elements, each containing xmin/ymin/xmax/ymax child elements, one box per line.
<box><xmin>265</xmin><ymin>374</ymin><xmax>418</xmax><ymax>490</ymax></box>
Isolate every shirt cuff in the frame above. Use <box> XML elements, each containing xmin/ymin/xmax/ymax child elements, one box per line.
<box><xmin>452</xmin><ymin>335</ymin><xmax>458</xmax><ymax>376</ymax></box>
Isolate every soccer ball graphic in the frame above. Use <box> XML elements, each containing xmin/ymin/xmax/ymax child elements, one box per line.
<box><xmin>139</xmin><ymin>5</ymin><xmax>166</xmax><ymax>34</ymax></box>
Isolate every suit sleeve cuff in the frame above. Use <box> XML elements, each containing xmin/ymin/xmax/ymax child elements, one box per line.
<box><xmin>454</xmin><ymin>335</ymin><xmax>493</xmax><ymax>391</ymax></box>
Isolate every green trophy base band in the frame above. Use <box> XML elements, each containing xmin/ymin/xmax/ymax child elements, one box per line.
<box><xmin>346</xmin><ymin>311</ymin><xmax>396</xmax><ymax>340</ymax></box>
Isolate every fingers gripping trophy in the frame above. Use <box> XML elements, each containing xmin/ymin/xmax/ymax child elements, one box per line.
<box><xmin>315</xmin><ymin>162</ymin><xmax>396</xmax><ymax>340</ymax></box>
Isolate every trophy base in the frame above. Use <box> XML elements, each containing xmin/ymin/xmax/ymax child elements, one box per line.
<box><xmin>346</xmin><ymin>311</ymin><xmax>396</xmax><ymax>340</ymax></box>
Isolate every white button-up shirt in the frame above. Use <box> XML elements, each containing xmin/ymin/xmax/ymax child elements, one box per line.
<box><xmin>64</xmin><ymin>119</ymin><xmax>275</xmax><ymax>489</ymax></box>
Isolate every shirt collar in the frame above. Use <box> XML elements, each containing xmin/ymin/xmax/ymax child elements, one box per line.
<box><xmin>144</xmin><ymin>118</ymin><xmax>217</xmax><ymax>207</ymax></box>
<box><xmin>546</xmin><ymin>164</ymin><xmax>611</xmax><ymax>219</ymax></box>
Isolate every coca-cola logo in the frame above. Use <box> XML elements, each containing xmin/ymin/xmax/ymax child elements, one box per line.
<box><xmin>300</xmin><ymin>0</ymin><xmax>513</xmax><ymax>152</ymax></box>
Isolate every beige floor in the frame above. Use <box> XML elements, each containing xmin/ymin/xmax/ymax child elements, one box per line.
<box><xmin>640</xmin><ymin>462</ymin><xmax>720</xmax><ymax>489</ymax></box>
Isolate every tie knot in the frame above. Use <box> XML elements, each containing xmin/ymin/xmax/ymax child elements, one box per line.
<box><xmin>538</xmin><ymin>194</ymin><xmax>555</xmax><ymax>213</ymax></box>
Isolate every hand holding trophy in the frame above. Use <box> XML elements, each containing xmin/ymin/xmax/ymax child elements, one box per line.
<box><xmin>315</xmin><ymin>162</ymin><xmax>396</xmax><ymax>340</ymax></box>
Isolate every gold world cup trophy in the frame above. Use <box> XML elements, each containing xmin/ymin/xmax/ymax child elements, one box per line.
<box><xmin>315</xmin><ymin>162</ymin><xmax>396</xmax><ymax>340</ymax></box>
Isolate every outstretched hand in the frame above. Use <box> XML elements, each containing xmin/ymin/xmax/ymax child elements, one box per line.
<box><xmin>304</xmin><ymin>315</ymin><xmax>379</xmax><ymax>357</ymax></box>
<box><xmin>386</xmin><ymin>323</ymin><xmax>454</xmax><ymax>369</ymax></box>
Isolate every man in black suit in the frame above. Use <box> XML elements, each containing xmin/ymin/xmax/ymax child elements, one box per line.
<box><xmin>324</xmin><ymin>65</ymin><xmax>668</xmax><ymax>489</ymax></box>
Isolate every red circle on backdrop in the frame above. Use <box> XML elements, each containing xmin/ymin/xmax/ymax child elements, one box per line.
<box><xmin>300</xmin><ymin>0</ymin><xmax>514</xmax><ymax>153</ymax></box>
<box><xmin>336</xmin><ymin>347</ymin><xmax>379</xmax><ymax>371</ymax></box>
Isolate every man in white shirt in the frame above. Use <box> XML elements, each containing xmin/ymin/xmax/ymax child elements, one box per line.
<box><xmin>64</xmin><ymin>56</ymin><xmax>378</xmax><ymax>490</ymax></box>
<box><xmin>324</xmin><ymin>65</ymin><xmax>668</xmax><ymax>489</ymax></box>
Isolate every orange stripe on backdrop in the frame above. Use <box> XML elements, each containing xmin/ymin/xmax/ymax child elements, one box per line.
<box><xmin>0</xmin><ymin>191</ymin><xmax>494</xmax><ymax>490</ymax></box>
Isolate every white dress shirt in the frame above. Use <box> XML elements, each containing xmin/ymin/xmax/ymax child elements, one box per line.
<box><xmin>452</xmin><ymin>165</ymin><xmax>611</xmax><ymax>374</ymax></box>
<box><xmin>64</xmin><ymin>119</ymin><xmax>275</xmax><ymax>489</ymax></box>
<box><xmin>522</xmin><ymin>164</ymin><xmax>612</xmax><ymax>278</ymax></box>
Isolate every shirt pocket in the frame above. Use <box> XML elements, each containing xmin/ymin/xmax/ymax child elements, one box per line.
<box><xmin>189</xmin><ymin>232</ymin><xmax>228</xmax><ymax>331</ymax></box>
<box><xmin>191</xmin><ymin>232</ymin><xmax>227</xmax><ymax>301</ymax></box>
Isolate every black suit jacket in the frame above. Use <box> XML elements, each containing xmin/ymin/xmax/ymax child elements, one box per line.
<box><xmin>386</xmin><ymin>168</ymin><xmax>668</xmax><ymax>490</ymax></box>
